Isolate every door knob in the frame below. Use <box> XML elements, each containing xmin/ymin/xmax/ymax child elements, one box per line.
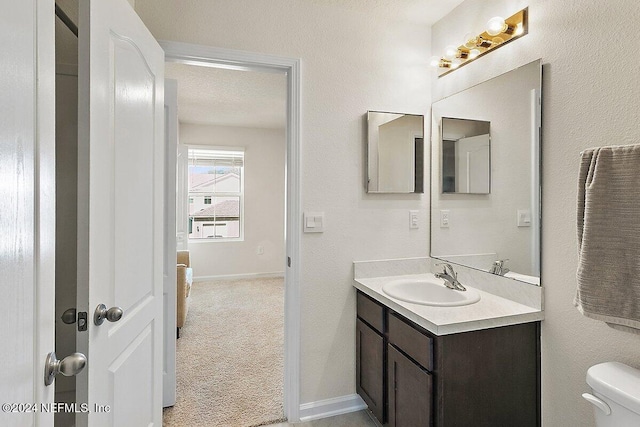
<box><xmin>94</xmin><ymin>304</ymin><xmax>124</xmax><ymax>325</ymax></box>
<box><xmin>44</xmin><ymin>352</ymin><xmax>87</xmax><ymax>386</ymax></box>
<box><xmin>61</xmin><ymin>308</ymin><xmax>77</xmax><ymax>324</ymax></box>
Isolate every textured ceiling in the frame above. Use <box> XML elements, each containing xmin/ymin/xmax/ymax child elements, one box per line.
<box><xmin>56</xmin><ymin>0</ymin><xmax>464</xmax><ymax>130</ymax></box>
<box><xmin>153</xmin><ymin>0</ymin><xmax>465</xmax><ymax>130</ymax></box>
<box><xmin>165</xmin><ymin>62</ymin><xmax>287</xmax><ymax>129</ymax></box>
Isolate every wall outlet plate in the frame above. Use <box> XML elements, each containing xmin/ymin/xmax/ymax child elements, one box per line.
<box><xmin>409</xmin><ymin>210</ymin><xmax>419</xmax><ymax>229</ymax></box>
<box><xmin>440</xmin><ymin>210</ymin><xmax>450</xmax><ymax>228</ymax></box>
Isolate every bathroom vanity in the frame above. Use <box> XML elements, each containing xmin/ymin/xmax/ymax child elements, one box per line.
<box><xmin>353</xmin><ymin>258</ymin><xmax>543</xmax><ymax>427</ymax></box>
<box><xmin>355</xmin><ymin>59</ymin><xmax>544</xmax><ymax>426</ymax></box>
<box><xmin>356</xmin><ymin>290</ymin><xmax>539</xmax><ymax>426</ymax></box>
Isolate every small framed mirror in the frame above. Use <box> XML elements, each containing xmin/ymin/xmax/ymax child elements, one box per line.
<box><xmin>441</xmin><ymin>117</ymin><xmax>491</xmax><ymax>194</ymax></box>
<box><xmin>366</xmin><ymin>111</ymin><xmax>424</xmax><ymax>193</ymax></box>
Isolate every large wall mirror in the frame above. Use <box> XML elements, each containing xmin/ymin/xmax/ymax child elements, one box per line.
<box><xmin>431</xmin><ymin>59</ymin><xmax>542</xmax><ymax>286</ymax></box>
<box><xmin>366</xmin><ymin>111</ymin><xmax>424</xmax><ymax>193</ymax></box>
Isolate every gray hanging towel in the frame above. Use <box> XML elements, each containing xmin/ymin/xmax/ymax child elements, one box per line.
<box><xmin>575</xmin><ymin>143</ymin><xmax>640</xmax><ymax>334</ymax></box>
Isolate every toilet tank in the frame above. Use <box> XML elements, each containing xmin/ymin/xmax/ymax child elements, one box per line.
<box><xmin>585</xmin><ymin>362</ymin><xmax>640</xmax><ymax>427</ymax></box>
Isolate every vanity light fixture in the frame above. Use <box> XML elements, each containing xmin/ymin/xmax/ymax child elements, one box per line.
<box><xmin>431</xmin><ymin>8</ymin><xmax>528</xmax><ymax>76</ymax></box>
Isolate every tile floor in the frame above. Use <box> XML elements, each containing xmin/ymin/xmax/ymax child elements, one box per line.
<box><xmin>266</xmin><ymin>410</ymin><xmax>378</xmax><ymax>426</ymax></box>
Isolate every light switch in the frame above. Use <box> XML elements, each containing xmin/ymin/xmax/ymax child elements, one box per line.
<box><xmin>409</xmin><ymin>210</ymin><xmax>419</xmax><ymax>229</ymax></box>
<box><xmin>440</xmin><ymin>210</ymin><xmax>450</xmax><ymax>228</ymax></box>
<box><xmin>517</xmin><ymin>209</ymin><xmax>531</xmax><ymax>227</ymax></box>
<box><xmin>303</xmin><ymin>212</ymin><xmax>325</xmax><ymax>233</ymax></box>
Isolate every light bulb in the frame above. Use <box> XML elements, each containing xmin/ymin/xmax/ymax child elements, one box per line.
<box><xmin>469</xmin><ymin>49</ymin><xmax>481</xmax><ymax>59</ymax></box>
<box><xmin>444</xmin><ymin>45</ymin><xmax>459</xmax><ymax>60</ymax></box>
<box><xmin>463</xmin><ymin>33</ymin><xmax>476</xmax><ymax>49</ymax></box>
<box><xmin>486</xmin><ymin>16</ymin><xmax>507</xmax><ymax>36</ymax></box>
<box><xmin>450</xmin><ymin>58</ymin><xmax>462</xmax><ymax>69</ymax></box>
<box><xmin>492</xmin><ymin>36</ymin><xmax>504</xmax><ymax>45</ymax></box>
<box><xmin>514</xmin><ymin>22</ymin><xmax>524</xmax><ymax>36</ymax></box>
<box><xmin>430</xmin><ymin>56</ymin><xmax>441</xmax><ymax>68</ymax></box>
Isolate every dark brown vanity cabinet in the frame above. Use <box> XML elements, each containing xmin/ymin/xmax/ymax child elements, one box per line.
<box><xmin>356</xmin><ymin>290</ymin><xmax>540</xmax><ymax>427</ymax></box>
<box><xmin>356</xmin><ymin>291</ymin><xmax>386</xmax><ymax>421</ymax></box>
<box><xmin>388</xmin><ymin>345</ymin><xmax>432</xmax><ymax>426</ymax></box>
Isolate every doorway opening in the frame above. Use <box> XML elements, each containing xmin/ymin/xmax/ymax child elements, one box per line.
<box><xmin>54</xmin><ymin>3</ymin><xmax>79</xmax><ymax>426</ymax></box>
<box><xmin>165</xmin><ymin>63</ymin><xmax>286</xmax><ymax>426</ymax></box>
<box><xmin>162</xmin><ymin>42</ymin><xmax>302</xmax><ymax>424</ymax></box>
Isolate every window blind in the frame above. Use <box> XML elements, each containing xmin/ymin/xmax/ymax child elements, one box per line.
<box><xmin>188</xmin><ymin>148</ymin><xmax>244</xmax><ymax>167</ymax></box>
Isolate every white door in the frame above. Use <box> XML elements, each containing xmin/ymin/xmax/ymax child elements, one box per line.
<box><xmin>76</xmin><ymin>0</ymin><xmax>165</xmax><ymax>426</ymax></box>
<box><xmin>163</xmin><ymin>79</ymin><xmax>178</xmax><ymax>407</ymax></box>
<box><xmin>0</xmin><ymin>1</ymin><xmax>56</xmax><ymax>426</ymax></box>
<box><xmin>457</xmin><ymin>134</ymin><xmax>490</xmax><ymax>193</ymax></box>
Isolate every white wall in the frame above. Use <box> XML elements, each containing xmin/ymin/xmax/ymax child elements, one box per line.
<box><xmin>432</xmin><ymin>1</ymin><xmax>640</xmax><ymax>426</ymax></box>
<box><xmin>181</xmin><ymin>123</ymin><xmax>286</xmax><ymax>279</ymax></box>
<box><xmin>135</xmin><ymin>0</ymin><xmax>431</xmax><ymax>404</ymax></box>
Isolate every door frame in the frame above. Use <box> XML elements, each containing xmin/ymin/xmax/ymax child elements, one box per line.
<box><xmin>163</xmin><ymin>78</ymin><xmax>179</xmax><ymax>407</ymax></box>
<box><xmin>160</xmin><ymin>40</ymin><xmax>302</xmax><ymax>422</ymax></box>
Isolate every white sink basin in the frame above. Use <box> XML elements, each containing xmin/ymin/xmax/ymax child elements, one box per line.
<box><xmin>381</xmin><ymin>276</ymin><xmax>481</xmax><ymax>307</ymax></box>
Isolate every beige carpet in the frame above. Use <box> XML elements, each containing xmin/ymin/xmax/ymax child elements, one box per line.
<box><xmin>163</xmin><ymin>277</ymin><xmax>286</xmax><ymax>427</ymax></box>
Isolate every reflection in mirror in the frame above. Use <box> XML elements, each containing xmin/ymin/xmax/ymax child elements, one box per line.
<box><xmin>431</xmin><ymin>59</ymin><xmax>542</xmax><ymax>286</ymax></box>
<box><xmin>442</xmin><ymin>118</ymin><xmax>490</xmax><ymax>194</ymax></box>
<box><xmin>366</xmin><ymin>111</ymin><xmax>424</xmax><ymax>193</ymax></box>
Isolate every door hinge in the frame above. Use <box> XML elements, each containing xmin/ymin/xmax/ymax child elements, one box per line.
<box><xmin>287</xmin><ymin>257</ymin><xmax>291</xmax><ymax>267</ymax></box>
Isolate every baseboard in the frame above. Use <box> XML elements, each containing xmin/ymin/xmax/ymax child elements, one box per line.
<box><xmin>193</xmin><ymin>271</ymin><xmax>284</xmax><ymax>282</ymax></box>
<box><xmin>298</xmin><ymin>394</ymin><xmax>367</xmax><ymax>422</ymax></box>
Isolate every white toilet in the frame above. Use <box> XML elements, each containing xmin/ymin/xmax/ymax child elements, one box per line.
<box><xmin>583</xmin><ymin>362</ymin><xmax>640</xmax><ymax>426</ymax></box>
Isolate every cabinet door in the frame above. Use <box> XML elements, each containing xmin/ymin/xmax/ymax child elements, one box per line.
<box><xmin>356</xmin><ymin>318</ymin><xmax>385</xmax><ymax>422</ymax></box>
<box><xmin>388</xmin><ymin>345</ymin><xmax>432</xmax><ymax>427</ymax></box>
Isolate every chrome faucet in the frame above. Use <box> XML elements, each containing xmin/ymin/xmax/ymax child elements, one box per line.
<box><xmin>434</xmin><ymin>263</ymin><xmax>466</xmax><ymax>291</ymax></box>
<box><xmin>489</xmin><ymin>259</ymin><xmax>510</xmax><ymax>276</ymax></box>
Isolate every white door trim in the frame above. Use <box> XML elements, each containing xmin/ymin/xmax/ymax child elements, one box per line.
<box><xmin>163</xmin><ymin>78</ymin><xmax>178</xmax><ymax>407</ymax></box>
<box><xmin>160</xmin><ymin>40</ymin><xmax>302</xmax><ymax>422</ymax></box>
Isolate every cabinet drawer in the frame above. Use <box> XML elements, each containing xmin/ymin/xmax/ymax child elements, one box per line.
<box><xmin>388</xmin><ymin>312</ymin><xmax>433</xmax><ymax>370</ymax></box>
<box><xmin>357</xmin><ymin>291</ymin><xmax>385</xmax><ymax>333</ymax></box>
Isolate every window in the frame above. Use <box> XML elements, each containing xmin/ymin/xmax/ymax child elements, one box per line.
<box><xmin>188</xmin><ymin>147</ymin><xmax>244</xmax><ymax>240</ymax></box>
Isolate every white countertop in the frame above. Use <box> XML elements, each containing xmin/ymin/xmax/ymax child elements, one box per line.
<box><xmin>354</xmin><ymin>273</ymin><xmax>544</xmax><ymax>336</ymax></box>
